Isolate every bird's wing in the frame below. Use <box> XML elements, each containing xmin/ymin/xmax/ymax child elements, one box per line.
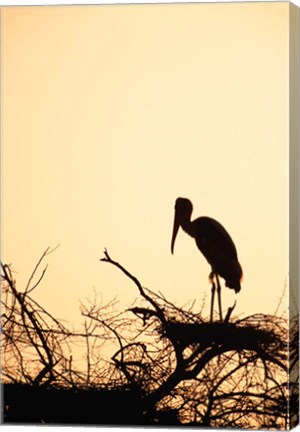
<box><xmin>193</xmin><ymin>216</ymin><xmax>238</xmax><ymax>261</ymax></box>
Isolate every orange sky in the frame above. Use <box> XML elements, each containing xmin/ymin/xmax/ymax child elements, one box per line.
<box><xmin>2</xmin><ymin>2</ymin><xmax>293</xmax><ymax>327</ymax></box>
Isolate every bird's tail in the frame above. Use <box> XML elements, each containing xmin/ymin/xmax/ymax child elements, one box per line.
<box><xmin>225</xmin><ymin>261</ymin><xmax>243</xmax><ymax>293</ymax></box>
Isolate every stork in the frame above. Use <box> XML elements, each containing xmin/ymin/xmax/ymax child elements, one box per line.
<box><xmin>171</xmin><ymin>197</ymin><xmax>243</xmax><ymax>322</ymax></box>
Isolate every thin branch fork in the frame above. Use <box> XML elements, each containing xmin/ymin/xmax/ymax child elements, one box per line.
<box><xmin>25</xmin><ymin>245</ymin><xmax>60</xmax><ymax>295</ymax></box>
<box><xmin>100</xmin><ymin>249</ymin><xmax>166</xmax><ymax>326</ymax></box>
<box><xmin>1</xmin><ymin>251</ymin><xmax>61</xmax><ymax>385</ymax></box>
<box><xmin>100</xmin><ymin>250</ymin><xmax>186</xmax><ymax>367</ymax></box>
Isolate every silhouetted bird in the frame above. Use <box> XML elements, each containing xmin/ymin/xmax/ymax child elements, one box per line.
<box><xmin>171</xmin><ymin>197</ymin><xmax>243</xmax><ymax>322</ymax></box>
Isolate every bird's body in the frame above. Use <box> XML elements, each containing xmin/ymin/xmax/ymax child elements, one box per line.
<box><xmin>171</xmin><ymin>197</ymin><xmax>243</xmax><ymax>321</ymax></box>
<box><xmin>185</xmin><ymin>216</ymin><xmax>242</xmax><ymax>292</ymax></box>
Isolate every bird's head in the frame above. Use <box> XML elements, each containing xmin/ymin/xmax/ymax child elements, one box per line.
<box><xmin>171</xmin><ymin>197</ymin><xmax>193</xmax><ymax>254</ymax></box>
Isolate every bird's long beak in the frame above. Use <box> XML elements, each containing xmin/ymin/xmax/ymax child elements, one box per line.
<box><xmin>171</xmin><ymin>211</ymin><xmax>180</xmax><ymax>254</ymax></box>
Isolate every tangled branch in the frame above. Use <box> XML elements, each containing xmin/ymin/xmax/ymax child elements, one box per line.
<box><xmin>1</xmin><ymin>248</ymin><xmax>294</xmax><ymax>429</ymax></box>
<box><xmin>98</xmin><ymin>249</ymin><xmax>290</xmax><ymax>428</ymax></box>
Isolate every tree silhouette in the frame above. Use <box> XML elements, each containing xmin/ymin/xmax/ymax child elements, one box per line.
<box><xmin>1</xmin><ymin>248</ymin><xmax>297</xmax><ymax>428</ymax></box>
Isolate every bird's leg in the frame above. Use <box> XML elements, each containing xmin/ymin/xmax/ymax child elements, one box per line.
<box><xmin>216</xmin><ymin>274</ymin><xmax>223</xmax><ymax>322</ymax></box>
<box><xmin>209</xmin><ymin>271</ymin><xmax>216</xmax><ymax>323</ymax></box>
<box><xmin>210</xmin><ymin>282</ymin><xmax>216</xmax><ymax>323</ymax></box>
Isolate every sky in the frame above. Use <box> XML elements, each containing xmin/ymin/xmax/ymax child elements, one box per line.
<box><xmin>2</xmin><ymin>1</ymin><xmax>293</xmax><ymax>328</ymax></box>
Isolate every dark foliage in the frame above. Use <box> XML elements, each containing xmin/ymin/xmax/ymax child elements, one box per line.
<box><xmin>3</xmin><ymin>383</ymin><xmax>151</xmax><ymax>425</ymax></box>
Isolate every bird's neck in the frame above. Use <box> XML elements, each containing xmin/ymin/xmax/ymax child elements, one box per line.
<box><xmin>181</xmin><ymin>217</ymin><xmax>195</xmax><ymax>238</ymax></box>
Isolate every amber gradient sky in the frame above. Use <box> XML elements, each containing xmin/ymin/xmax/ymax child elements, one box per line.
<box><xmin>2</xmin><ymin>2</ymin><xmax>290</xmax><ymax>325</ymax></box>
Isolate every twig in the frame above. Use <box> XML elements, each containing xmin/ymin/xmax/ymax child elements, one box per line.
<box><xmin>100</xmin><ymin>249</ymin><xmax>166</xmax><ymax>325</ymax></box>
<box><xmin>25</xmin><ymin>245</ymin><xmax>60</xmax><ymax>295</ymax></box>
